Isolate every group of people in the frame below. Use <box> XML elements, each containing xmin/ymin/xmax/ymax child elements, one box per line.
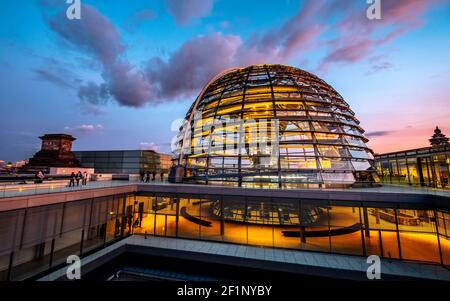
<box><xmin>69</xmin><ymin>171</ymin><xmax>88</xmax><ymax>187</ymax></box>
<box><xmin>33</xmin><ymin>170</ymin><xmax>45</xmax><ymax>184</ymax></box>
<box><xmin>139</xmin><ymin>170</ymin><xmax>165</xmax><ymax>183</ymax></box>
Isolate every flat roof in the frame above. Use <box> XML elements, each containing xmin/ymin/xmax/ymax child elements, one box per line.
<box><xmin>375</xmin><ymin>145</ymin><xmax>450</xmax><ymax>159</ymax></box>
<box><xmin>73</xmin><ymin>150</ymin><xmax>172</xmax><ymax>157</ymax></box>
<box><xmin>38</xmin><ymin>236</ymin><xmax>450</xmax><ymax>281</ymax></box>
<box><xmin>1</xmin><ymin>181</ymin><xmax>450</xmax><ymax>212</ymax></box>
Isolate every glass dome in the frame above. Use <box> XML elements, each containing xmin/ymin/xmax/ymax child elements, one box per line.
<box><xmin>172</xmin><ymin>64</ymin><xmax>378</xmax><ymax>188</ymax></box>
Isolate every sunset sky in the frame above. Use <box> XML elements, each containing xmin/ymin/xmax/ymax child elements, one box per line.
<box><xmin>1</xmin><ymin>0</ymin><xmax>449</xmax><ymax>162</ymax></box>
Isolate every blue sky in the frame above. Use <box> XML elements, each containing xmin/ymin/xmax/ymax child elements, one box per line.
<box><xmin>0</xmin><ymin>0</ymin><xmax>450</xmax><ymax>162</ymax></box>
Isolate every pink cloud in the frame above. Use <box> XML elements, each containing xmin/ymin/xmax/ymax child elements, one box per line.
<box><xmin>164</xmin><ymin>0</ymin><xmax>213</xmax><ymax>25</ymax></box>
<box><xmin>318</xmin><ymin>0</ymin><xmax>441</xmax><ymax>71</ymax></box>
<box><xmin>39</xmin><ymin>0</ymin><xmax>442</xmax><ymax>108</ymax></box>
<box><xmin>139</xmin><ymin>142</ymin><xmax>161</xmax><ymax>151</ymax></box>
<box><xmin>64</xmin><ymin>124</ymin><xmax>104</xmax><ymax>135</ymax></box>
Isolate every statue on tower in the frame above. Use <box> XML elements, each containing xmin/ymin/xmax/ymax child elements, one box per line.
<box><xmin>21</xmin><ymin>134</ymin><xmax>81</xmax><ymax>173</ymax></box>
<box><xmin>429</xmin><ymin>126</ymin><xmax>449</xmax><ymax>147</ymax></box>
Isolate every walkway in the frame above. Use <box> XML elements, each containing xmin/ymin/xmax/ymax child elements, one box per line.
<box><xmin>2</xmin><ymin>179</ymin><xmax>450</xmax><ymax>199</ymax></box>
<box><xmin>38</xmin><ymin>235</ymin><xmax>450</xmax><ymax>281</ymax></box>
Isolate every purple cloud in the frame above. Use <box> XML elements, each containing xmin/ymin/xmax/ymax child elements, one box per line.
<box><xmin>318</xmin><ymin>0</ymin><xmax>441</xmax><ymax>71</ymax></box>
<box><xmin>81</xmin><ymin>104</ymin><xmax>107</xmax><ymax>116</ymax></box>
<box><xmin>365</xmin><ymin>131</ymin><xmax>394</xmax><ymax>138</ymax></box>
<box><xmin>366</xmin><ymin>62</ymin><xmax>394</xmax><ymax>76</ymax></box>
<box><xmin>123</xmin><ymin>9</ymin><xmax>156</xmax><ymax>33</ymax></box>
<box><xmin>34</xmin><ymin>68</ymin><xmax>77</xmax><ymax>89</ymax></box>
<box><xmin>147</xmin><ymin>33</ymin><xmax>242</xmax><ymax>99</ymax></box>
<box><xmin>45</xmin><ymin>4</ymin><xmax>151</xmax><ymax>107</ymax></box>
<box><xmin>77</xmin><ymin>82</ymin><xmax>109</xmax><ymax>105</ymax></box>
<box><xmin>164</xmin><ymin>0</ymin><xmax>213</xmax><ymax>25</ymax></box>
<box><xmin>32</xmin><ymin>57</ymin><xmax>81</xmax><ymax>89</ymax></box>
<box><xmin>39</xmin><ymin>0</ymin><xmax>441</xmax><ymax>108</ymax></box>
<box><xmin>144</xmin><ymin>1</ymin><xmax>332</xmax><ymax>99</ymax></box>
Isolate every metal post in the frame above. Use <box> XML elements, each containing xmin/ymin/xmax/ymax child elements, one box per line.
<box><xmin>49</xmin><ymin>239</ymin><xmax>55</xmax><ymax>268</ymax></box>
<box><xmin>434</xmin><ymin>210</ymin><xmax>444</xmax><ymax>265</ymax></box>
<box><xmin>299</xmin><ymin>200</ymin><xmax>306</xmax><ymax>244</ymax></box>
<box><xmin>394</xmin><ymin>209</ymin><xmax>402</xmax><ymax>259</ymax></box>
<box><xmin>175</xmin><ymin>196</ymin><xmax>180</xmax><ymax>237</ymax></box>
<box><xmin>79</xmin><ymin>229</ymin><xmax>85</xmax><ymax>256</ymax></box>
<box><xmin>359</xmin><ymin>207</ymin><xmax>366</xmax><ymax>257</ymax></box>
<box><xmin>220</xmin><ymin>198</ymin><xmax>224</xmax><ymax>237</ymax></box>
<box><xmin>363</xmin><ymin>207</ymin><xmax>370</xmax><ymax>237</ymax></box>
<box><xmin>6</xmin><ymin>252</ymin><xmax>13</xmax><ymax>281</ymax></box>
<box><xmin>379</xmin><ymin>230</ymin><xmax>384</xmax><ymax>258</ymax></box>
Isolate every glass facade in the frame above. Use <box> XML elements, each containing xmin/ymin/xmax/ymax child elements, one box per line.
<box><xmin>0</xmin><ymin>194</ymin><xmax>135</xmax><ymax>281</ymax></box>
<box><xmin>132</xmin><ymin>193</ymin><xmax>450</xmax><ymax>267</ymax></box>
<box><xmin>173</xmin><ymin>64</ymin><xmax>378</xmax><ymax>188</ymax></box>
<box><xmin>375</xmin><ymin>146</ymin><xmax>450</xmax><ymax>189</ymax></box>
<box><xmin>2</xmin><ymin>192</ymin><xmax>449</xmax><ymax>280</ymax></box>
<box><xmin>74</xmin><ymin>150</ymin><xmax>171</xmax><ymax>174</ymax></box>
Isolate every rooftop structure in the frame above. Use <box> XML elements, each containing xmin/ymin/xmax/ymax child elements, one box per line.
<box><xmin>74</xmin><ymin>150</ymin><xmax>172</xmax><ymax>174</ymax></box>
<box><xmin>172</xmin><ymin>64</ymin><xmax>378</xmax><ymax>188</ymax></box>
<box><xmin>375</xmin><ymin>127</ymin><xmax>450</xmax><ymax>189</ymax></box>
<box><xmin>21</xmin><ymin>134</ymin><xmax>81</xmax><ymax>172</ymax></box>
<box><xmin>430</xmin><ymin>126</ymin><xmax>450</xmax><ymax>147</ymax></box>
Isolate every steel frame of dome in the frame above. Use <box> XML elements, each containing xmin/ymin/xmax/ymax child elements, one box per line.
<box><xmin>172</xmin><ymin>64</ymin><xmax>379</xmax><ymax>188</ymax></box>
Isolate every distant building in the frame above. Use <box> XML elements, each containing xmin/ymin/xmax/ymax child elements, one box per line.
<box><xmin>21</xmin><ymin>134</ymin><xmax>81</xmax><ymax>173</ymax></box>
<box><xmin>0</xmin><ymin>160</ymin><xmax>4</xmax><ymax>168</ymax></box>
<box><xmin>375</xmin><ymin>127</ymin><xmax>450</xmax><ymax>189</ymax></box>
<box><xmin>430</xmin><ymin>126</ymin><xmax>450</xmax><ymax>147</ymax></box>
<box><xmin>14</xmin><ymin>160</ymin><xmax>27</xmax><ymax>168</ymax></box>
<box><xmin>74</xmin><ymin>150</ymin><xmax>172</xmax><ymax>174</ymax></box>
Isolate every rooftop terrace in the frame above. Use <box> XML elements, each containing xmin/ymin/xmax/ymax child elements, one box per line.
<box><xmin>1</xmin><ymin>179</ymin><xmax>450</xmax><ymax>212</ymax></box>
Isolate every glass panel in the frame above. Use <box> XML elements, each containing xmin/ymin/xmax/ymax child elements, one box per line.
<box><xmin>399</xmin><ymin>231</ymin><xmax>440</xmax><ymax>263</ymax></box>
<box><xmin>406</xmin><ymin>158</ymin><xmax>420</xmax><ymax>186</ymax></box>
<box><xmin>365</xmin><ymin>208</ymin><xmax>398</xmax><ymax>230</ymax></box>
<box><xmin>156</xmin><ymin>196</ymin><xmax>178</xmax><ymax>215</ymax></box>
<box><xmin>52</xmin><ymin>229</ymin><xmax>83</xmax><ymax>267</ymax></box>
<box><xmin>329</xmin><ymin>206</ymin><xmax>363</xmax><ymax>255</ymax></box>
<box><xmin>397</xmin><ymin>159</ymin><xmax>409</xmax><ymax>185</ymax></box>
<box><xmin>10</xmin><ymin>241</ymin><xmax>52</xmax><ymax>280</ymax></box>
<box><xmin>200</xmin><ymin>198</ymin><xmax>222</xmax><ymax>242</ymax></box>
<box><xmin>380</xmin><ymin>231</ymin><xmax>400</xmax><ymax>259</ymax></box>
<box><xmin>166</xmin><ymin>215</ymin><xmax>177</xmax><ymax>237</ymax></box>
<box><xmin>397</xmin><ymin>210</ymin><xmax>435</xmax><ymax>232</ymax></box>
<box><xmin>178</xmin><ymin>198</ymin><xmax>200</xmax><ymax>239</ymax></box>
<box><xmin>134</xmin><ymin>213</ymin><xmax>154</xmax><ymax>235</ymax></box>
<box><xmin>81</xmin><ymin>225</ymin><xmax>105</xmax><ymax>254</ymax></box>
<box><xmin>222</xmin><ymin>197</ymin><xmax>247</xmax><ymax>244</ymax></box>
<box><xmin>105</xmin><ymin>218</ymin><xmax>117</xmax><ymax>243</ymax></box>
<box><xmin>273</xmin><ymin>199</ymin><xmax>300</xmax><ymax>249</ymax></box>
<box><xmin>299</xmin><ymin>226</ymin><xmax>330</xmax><ymax>252</ymax></box>
<box><xmin>155</xmin><ymin>215</ymin><xmax>167</xmax><ymax>236</ymax></box>
<box><xmin>437</xmin><ymin>211</ymin><xmax>450</xmax><ymax>265</ymax></box>
<box><xmin>299</xmin><ymin>201</ymin><xmax>330</xmax><ymax>252</ymax></box>
<box><xmin>0</xmin><ymin>253</ymin><xmax>10</xmax><ymax>281</ymax></box>
<box><xmin>364</xmin><ymin>230</ymin><xmax>382</xmax><ymax>257</ymax></box>
<box><xmin>247</xmin><ymin>198</ymin><xmax>273</xmax><ymax>247</ymax></box>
